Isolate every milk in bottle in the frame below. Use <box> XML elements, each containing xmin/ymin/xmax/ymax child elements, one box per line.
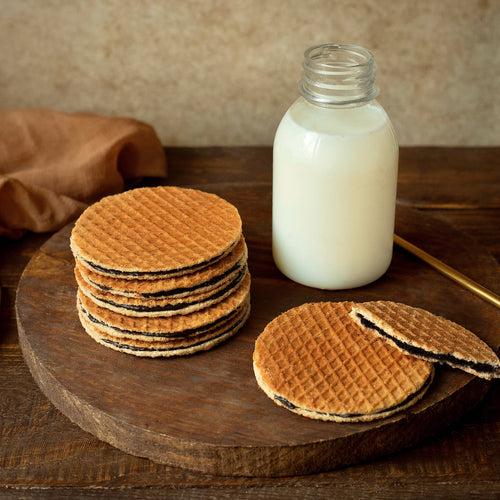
<box><xmin>273</xmin><ymin>43</ymin><xmax>398</xmax><ymax>289</ymax></box>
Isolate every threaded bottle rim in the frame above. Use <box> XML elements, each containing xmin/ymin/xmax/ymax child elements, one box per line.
<box><xmin>300</xmin><ymin>43</ymin><xmax>379</xmax><ymax>107</ymax></box>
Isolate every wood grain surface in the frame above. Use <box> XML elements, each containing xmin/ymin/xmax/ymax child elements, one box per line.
<box><xmin>15</xmin><ymin>199</ymin><xmax>498</xmax><ymax>477</ymax></box>
<box><xmin>1</xmin><ymin>147</ymin><xmax>499</xmax><ymax>496</ymax></box>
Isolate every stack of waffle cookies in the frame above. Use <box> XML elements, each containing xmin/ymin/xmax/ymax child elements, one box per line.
<box><xmin>70</xmin><ymin>186</ymin><xmax>250</xmax><ymax>357</ymax></box>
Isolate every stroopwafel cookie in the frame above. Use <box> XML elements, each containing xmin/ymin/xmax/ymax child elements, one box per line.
<box><xmin>79</xmin><ymin>300</ymin><xmax>250</xmax><ymax>357</ymax></box>
<box><xmin>351</xmin><ymin>301</ymin><xmax>500</xmax><ymax>380</ymax></box>
<box><xmin>76</xmin><ymin>237</ymin><xmax>248</xmax><ymax>299</ymax></box>
<box><xmin>75</xmin><ymin>265</ymin><xmax>248</xmax><ymax>317</ymax></box>
<box><xmin>253</xmin><ymin>302</ymin><xmax>434</xmax><ymax>422</ymax></box>
<box><xmin>70</xmin><ymin>187</ymin><xmax>242</xmax><ymax>278</ymax></box>
<box><xmin>77</xmin><ymin>271</ymin><xmax>251</xmax><ymax>336</ymax></box>
<box><xmin>78</xmin><ymin>298</ymin><xmax>249</xmax><ymax>342</ymax></box>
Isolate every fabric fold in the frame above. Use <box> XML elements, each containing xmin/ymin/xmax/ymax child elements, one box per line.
<box><xmin>0</xmin><ymin>108</ymin><xmax>167</xmax><ymax>238</ymax></box>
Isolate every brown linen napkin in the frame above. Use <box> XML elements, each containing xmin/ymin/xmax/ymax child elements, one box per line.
<box><xmin>0</xmin><ymin>109</ymin><xmax>167</xmax><ymax>238</ymax></box>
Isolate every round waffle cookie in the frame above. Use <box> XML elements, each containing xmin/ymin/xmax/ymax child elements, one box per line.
<box><xmin>70</xmin><ymin>187</ymin><xmax>242</xmax><ymax>278</ymax></box>
<box><xmin>78</xmin><ymin>299</ymin><xmax>250</xmax><ymax>342</ymax></box>
<box><xmin>75</xmin><ymin>265</ymin><xmax>248</xmax><ymax>317</ymax></box>
<box><xmin>77</xmin><ymin>272</ymin><xmax>251</xmax><ymax>336</ymax></box>
<box><xmin>79</xmin><ymin>301</ymin><xmax>250</xmax><ymax>357</ymax></box>
<box><xmin>253</xmin><ymin>302</ymin><xmax>434</xmax><ymax>423</ymax></box>
<box><xmin>351</xmin><ymin>301</ymin><xmax>500</xmax><ymax>380</ymax></box>
<box><xmin>76</xmin><ymin>237</ymin><xmax>248</xmax><ymax>299</ymax></box>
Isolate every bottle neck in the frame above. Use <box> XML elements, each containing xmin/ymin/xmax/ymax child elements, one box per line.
<box><xmin>300</xmin><ymin>43</ymin><xmax>378</xmax><ymax>108</ymax></box>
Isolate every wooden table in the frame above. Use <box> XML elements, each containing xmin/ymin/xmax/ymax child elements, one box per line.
<box><xmin>1</xmin><ymin>147</ymin><xmax>499</xmax><ymax>498</ymax></box>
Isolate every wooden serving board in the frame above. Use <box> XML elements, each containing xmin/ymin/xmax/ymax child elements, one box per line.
<box><xmin>16</xmin><ymin>185</ymin><xmax>499</xmax><ymax>477</ymax></box>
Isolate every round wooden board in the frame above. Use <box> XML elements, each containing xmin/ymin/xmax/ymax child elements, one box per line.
<box><xmin>16</xmin><ymin>186</ymin><xmax>499</xmax><ymax>477</ymax></box>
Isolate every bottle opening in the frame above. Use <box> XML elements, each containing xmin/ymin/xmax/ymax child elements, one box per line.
<box><xmin>300</xmin><ymin>43</ymin><xmax>378</xmax><ymax>107</ymax></box>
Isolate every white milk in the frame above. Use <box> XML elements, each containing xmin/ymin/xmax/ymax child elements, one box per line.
<box><xmin>273</xmin><ymin>96</ymin><xmax>398</xmax><ymax>289</ymax></box>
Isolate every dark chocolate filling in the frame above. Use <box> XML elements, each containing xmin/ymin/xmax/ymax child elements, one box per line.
<box><xmin>82</xmin><ymin>240</ymin><xmax>237</xmax><ymax>278</ymax></box>
<box><xmin>90</xmin><ymin>268</ymin><xmax>245</xmax><ymax>313</ymax></box>
<box><xmin>356</xmin><ymin>314</ymin><xmax>497</xmax><ymax>375</ymax></box>
<box><xmin>274</xmin><ymin>395</ymin><xmax>297</xmax><ymax>410</ymax></box>
<box><xmin>273</xmin><ymin>373</ymin><xmax>433</xmax><ymax>418</ymax></box>
<box><xmin>80</xmin><ymin>302</ymin><xmax>241</xmax><ymax>339</ymax></box>
<box><xmin>88</xmin><ymin>261</ymin><xmax>243</xmax><ymax>299</ymax></box>
<box><xmin>101</xmin><ymin>313</ymin><xmax>247</xmax><ymax>352</ymax></box>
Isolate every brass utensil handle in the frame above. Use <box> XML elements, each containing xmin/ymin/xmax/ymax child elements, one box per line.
<box><xmin>394</xmin><ymin>234</ymin><xmax>500</xmax><ymax>309</ymax></box>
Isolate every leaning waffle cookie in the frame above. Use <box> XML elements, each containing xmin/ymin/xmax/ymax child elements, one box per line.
<box><xmin>76</xmin><ymin>237</ymin><xmax>248</xmax><ymax>298</ymax></box>
<box><xmin>70</xmin><ymin>187</ymin><xmax>242</xmax><ymax>278</ymax></box>
<box><xmin>78</xmin><ymin>298</ymin><xmax>249</xmax><ymax>342</ymax></box>
<box><xmin>253</xmin><ymin>302</ymin><xmax>434</xmax><ymax>423</ymax></box>
<box><xmin>79</xmin><ymin>301</ymin><xmax>250</xmax><ymax>357</ymax></box>
<box><xmin>77</xmin><ymin>272</ymin><xmax>251</xmax><ymax>335</ymax></box>
<box><xmin>75</xmin><ymin>265</ymin><xmax>247</xmax><ymax>317</ymax></box>
<box><xmin>351</xmin><ymin>301</ymin><xmax>500</xmax><ymax>380</ymax></box>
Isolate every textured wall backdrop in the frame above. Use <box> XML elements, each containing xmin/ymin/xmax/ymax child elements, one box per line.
<box><xmin>1</xmin><ymin>0</ymin><xmax>498</xmax><ymax>146</ymax></box>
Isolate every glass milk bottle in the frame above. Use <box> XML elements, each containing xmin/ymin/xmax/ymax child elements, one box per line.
<box><xmin>273</xmin><ymin>43</ymin><xmax>398</xmax><ymax>289</ymax></box>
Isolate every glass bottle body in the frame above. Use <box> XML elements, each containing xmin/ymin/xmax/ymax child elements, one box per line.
<box><xmin>272</xmin><ymin>44</ymin><xmax>398</xmax><ymax>289</ymax></box>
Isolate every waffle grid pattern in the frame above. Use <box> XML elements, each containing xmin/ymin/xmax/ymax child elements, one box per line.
<box><xmin>77</xmin><ymin>237</ymin><xmax>247</xmax><ymax>296</ymax></box>
<box><xmin>77</xmin><ymin>270</ymin><xmax>248</xmax><ymax>318</ymax></box>
<box><xmin>254</xmin><ymin>302</ymin><xmax>433</xmax><ymax>416</ymax></box>
<box><xmin>79</xmin><ymin>301</ymin><xmax>250</xmax><ymax>348</ymax></box>
<box><xmin>70</xmin><ymin>187</ymin><xmax>250</xmax><ymax>357</ymax></box>
<box><xmin>79</xmin><ymin>299</ymin><xmax>250</xmax><ymax>341</ymax></box>
<box><xmin>77</xmin><ymin>272</ymin><xmax>251</xmax><ymax>334</ymax></box>
<box><xmin>71</xmin><ymin>187</ymin><xmax>242</xmax><ymax>272</ymax></box>
<box><xmin>354</xmin><ymin>301</ymin><xmax>499</xmax><ymax>365</ymax></box>
<box><xmin>79</xmin><ymin>263</ymin><xmax>243</xmax><ymax>300</ymax></box>
<box><xmin>80</xmin><ymin>303</ymin><xmax>251</xmax><ymax>358</ymax></box>
<box><xmin>75</xmin><ymin>265</ymin><xmax>246</xmax><ymax>308</ymax></box>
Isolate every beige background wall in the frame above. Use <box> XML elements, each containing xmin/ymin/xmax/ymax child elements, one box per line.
<box><xmin>1</xmin><ymin>0</ymin><xmax>498</xmax><ymax>146</ymax></box>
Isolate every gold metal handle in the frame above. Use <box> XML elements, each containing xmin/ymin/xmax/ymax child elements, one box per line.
<box><xmin>394</xmin><ymin>234</ymin><xmax>500</xmax><ymax>309</ymax></box>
